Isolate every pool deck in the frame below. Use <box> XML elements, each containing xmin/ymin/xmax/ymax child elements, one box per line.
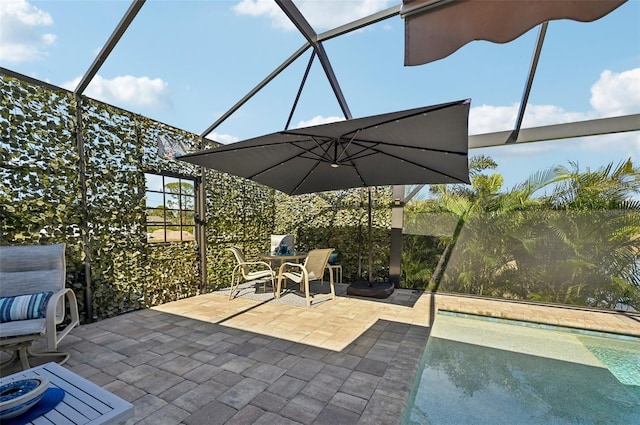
<box><xmin>2</xmin><ymin>288</ymin><xmax>638</xmax><ymax>424</ymax></box>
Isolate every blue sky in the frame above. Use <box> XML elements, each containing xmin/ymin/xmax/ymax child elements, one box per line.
<box><xmin>1</xmin><ymin>0</ymin><xmax>639</xmax><ymax>191</ymax></box>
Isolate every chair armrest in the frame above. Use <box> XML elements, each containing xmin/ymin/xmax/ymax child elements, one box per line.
<box><xmin>235</xmin><ymin>261</ymin><xmax>274</xmax><ymax>277</ymax></box>
<box><xmin>278</xmin><ymin>262</ymin><xmax>304</xmax><ymax>273</ymax></box>
<box><xmin>240</xmin><ymin>261</ymin><xmax>273</xmax><ymax>270</ymax></box>
<box><xmin>277</xmin><ymin>262</ymin><xmax>308</xmax><ymax>282</ymax></box>
<box><xmin>45</xmin><ymin>288</ymin><xmax>80</xmax><ymax>350</ymax></box>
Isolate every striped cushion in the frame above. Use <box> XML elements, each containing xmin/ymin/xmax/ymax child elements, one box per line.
<box><xmin>0</xmin><ymin>292</ymin><xmax>53</xmax><ymax>322</ymax></box>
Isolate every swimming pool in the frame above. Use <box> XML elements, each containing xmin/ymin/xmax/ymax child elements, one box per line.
<box><xmin>402</xmin><ymin>311</ymin><xmax>640</xmax><ymax>425</ymax></box>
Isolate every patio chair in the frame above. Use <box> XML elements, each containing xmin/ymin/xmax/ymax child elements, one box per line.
<box><xmin>227</xmin><ymin>247</ymin><xmax>276</xmax><ymax>300</ymax></box>
<box><xmin>276</xmin><ymin>248</ymin><xmax>335</xmax><ymax>307</ymax></box>
<box><xmin>0</xmin><ymin>243</ymin><xmax>80</xmax><ymax>370</ymax></box>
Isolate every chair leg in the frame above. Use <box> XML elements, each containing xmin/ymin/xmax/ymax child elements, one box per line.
<box><xmin>0</xmin><ymin>346</ymin><xmax>20</xmax><ymax>368</ymax></box>
<box><xmin>329</xmin><ymin>272</ymin><xmax>336</xmax><ymax>300</ymax></box>
<box><xmin>270</xmin><ymin>275</ymin><xmax>276</xmax><ymax>296</ymax></box>
<box><xmin>304</xmin><ymin>277</ymin><xmax>311</xmax><ymax>307</ymax></box>
<box><xmin>27</xmin><ymin>349</ymin><xmax>70</xmax><ymax>367</ymax></box>
<box><xmin>0</xmin><ymin>341</ymin><xmax>31</xmax><ymax>370</ymax></box>
<box><xmin>1</xmin><ymin>341</ymin><xmax>70</xmax><ymax>371</ymax></box>
<box><xmin>228</xmin><ymin>275</ymin><xmax>235</xmax><ymax>300</ymax></box>
<box><xmin>229</xmin><ymin>268</ymin><xmax>240</xmax><ymax>300</ymax></box>
<box><xmin>263</xmin><ymin>275</ymin><xmax>275</xmax><ymax>294</ymax></box>
<box><xmin>276</xmin><ymin>275</ymin><xmax>284</xmax><ymax>299</ymax></box>
<box><xmin>18</xmin><ymin>344</ymin><xmax>30</xmax><ymax>370</ymax></box>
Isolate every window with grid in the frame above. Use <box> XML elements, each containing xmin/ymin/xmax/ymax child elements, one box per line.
<box><xmin>145</xmin><ymin>173</ymin><xmax>196</xmax><ymax>243</ymax></box>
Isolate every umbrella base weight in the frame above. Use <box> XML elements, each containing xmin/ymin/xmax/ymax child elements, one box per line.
<box><xmin>347</xmin><ymin>281</ymin><xmax>394</xmax><ymax>299</ymax></box>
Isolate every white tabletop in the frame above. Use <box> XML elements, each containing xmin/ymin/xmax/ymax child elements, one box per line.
<box><xmin>1</xmin><ymin>362</ymin><xmax>134</xmax><ymax>425</ymax></box>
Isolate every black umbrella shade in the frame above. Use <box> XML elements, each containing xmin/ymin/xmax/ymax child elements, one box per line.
<box><xmin>179</xmin><ymin>99</ymin><xmax>471</xmax><ymax>195</ymax></box>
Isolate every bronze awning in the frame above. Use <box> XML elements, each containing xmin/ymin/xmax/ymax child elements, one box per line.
<box><xmin>402</xmin><ymin>0</ymin><xmax>627</xmax><ymax>66</ymax></box>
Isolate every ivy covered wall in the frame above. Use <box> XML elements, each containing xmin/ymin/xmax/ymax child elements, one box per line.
<box><xmin>204</xmin><ymin>171</ymin><xmax>276</xmax><ymax>291</ymax></box>
<box><xmin>0</xmin><ymin>76</ymin><xmax>85</xmax><ymax>304</ymax></box>
<box><xmin>1</xmin><ymin>74</ymin><xmax>393</xmax><ymax>320</ymax></box>
<box><xmin>0</xmin><ymin>75</ymin><xmax>275</xmax><ymax>320</ymax></box>
<box><xmin>274</xmin><ymin>188</ymin><xmax>392</xmax><ymax>283</ymax></box>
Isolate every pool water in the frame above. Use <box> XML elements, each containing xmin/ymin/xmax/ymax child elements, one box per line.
<box><xmin>402</xmin><ymin>312</ymin><xmax>640</xmax><ymax>425</ymax></box>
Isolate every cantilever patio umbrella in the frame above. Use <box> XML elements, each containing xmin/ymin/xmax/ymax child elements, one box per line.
<box><xmin>178</xmin><ymin>99</ymin><xmax>471</xmax><ymax>195</ymax></box>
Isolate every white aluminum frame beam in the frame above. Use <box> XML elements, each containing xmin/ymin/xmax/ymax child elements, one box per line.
<box><xmin>469</xmin><ymin>114</ymin><xmax>640</xmax><ymax>149</ymax></box>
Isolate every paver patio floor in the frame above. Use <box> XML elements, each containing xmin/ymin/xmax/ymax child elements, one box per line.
<box><xmin>2</xmin><ymin>286</ymin><xmax>638</xmax><ymax>424</ymax></box>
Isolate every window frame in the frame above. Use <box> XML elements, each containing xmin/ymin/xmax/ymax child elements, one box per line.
<box><xmin>145</xmin><ymin>171</ymin><xmax>197</xmax><ymax>244</ymax></box>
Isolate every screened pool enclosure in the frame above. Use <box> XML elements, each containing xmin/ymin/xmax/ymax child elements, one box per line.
<box><xmin>1</xmin><ymin>0</ymin><xmax>639</xmax><ymax>321</ymax></box>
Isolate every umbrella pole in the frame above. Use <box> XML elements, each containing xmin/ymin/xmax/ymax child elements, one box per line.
<box><xmin>368</xmin><ymin>187</ymin><xmax>373</xmax><ymax>284</ymax></box>
<box><xmin>345</xmin><ymin>187</ymin><xmax>395</xmax><ymax>300</ymax></box>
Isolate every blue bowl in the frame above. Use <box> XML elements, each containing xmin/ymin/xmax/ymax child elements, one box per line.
<box><xmin>0</xmin><ymin>377</ymin><xmax>49</xmax><ymax>420</ymax></box>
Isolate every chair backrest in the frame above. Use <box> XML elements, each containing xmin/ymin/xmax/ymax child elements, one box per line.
<box><xmin>303</xmin><ymin>248</ymin><xmax>334</xmax><ymax>281</ymax></box>
<box><xmin>227</xmin><ymin>247</ymin><xmax>249</xmax><ymax>275</ymax></box>
<box><xmin>0</xmin><ymin>243</ymin><xmax>66</xmax><ymax>297</ymax></box>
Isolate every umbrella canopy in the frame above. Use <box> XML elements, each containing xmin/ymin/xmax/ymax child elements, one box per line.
<box><xmin>402</xmin><ymin>0</ymin><xmax>626</xmax><ymax>66</ymax></box>
<box><xmin>179</xmin><ymin>99</ymin><xmax>470</xmax><ymax>195</ymax></box>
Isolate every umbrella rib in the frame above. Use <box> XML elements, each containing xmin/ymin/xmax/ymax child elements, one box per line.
<box><xmin>245</xmin><ymin>138</ymin><xmax>332</xmax><ymax>179</ymax></box>
<box><xmin>291</xmin><ymin>159</ymin><xmax>323</xmax><ymax>194</ymax></box>
<box><xmin>282</xmin><ymin>101</ymin><xmax>465</xmax><ymax>143</ymax></box>
<box><xmin>346</xmin><ymin>140</ymin><xmax>468</xmax><ymax>183</ymax></box>
<box><xmin>335</xmin><ymin>129</ymin><xmax>359</xmax><ymax>164</ymax></box>
<box><xmin>307</xmin><ymin>136</ymin><xmax>335</xmax><ymax>161</ymax></box>
<box><xmin>348</xmin><ymin>138</ymin><xmax>466</xmax><ymax>156</ymax></box>
<box><xmin>285</xmin><ymin>102</ymin><xmax>464</xmax><ymax>144</ymax></box>
<box><xmin>343</xmin><ymin>101</ymin><xmax>462</xmax><ymax>136</ymax></box>
<box><xmin>340</xmin><ymin>139</ymin><xmax>466</xmax><ymax>167</ymax></box>
<box><xmin>291</xmin><ymin>137</ymin><xmax>340</xmax><ymax>164</ymax></box>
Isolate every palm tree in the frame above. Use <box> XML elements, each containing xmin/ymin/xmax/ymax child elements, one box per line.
<box><xmin>427</xmin><ymin>155</ymin><xmax>546</xmax><ymax>290</ymax></box>
<box><xmin>537</xmin><ymin>160</ymin><xmax>640</xmax><ymax>308</ymax></box>
<box><xmin>415</xmin><ymin>157</ymin><xmax>639</xmax><ymax>310</ymax></box>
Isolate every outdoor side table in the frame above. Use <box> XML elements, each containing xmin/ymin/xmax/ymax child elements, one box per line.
<box><xmin>325</xmin><ymin>264</ymin><xmax>343</xmax><ymax>284</ymax></box>
<box><xmin>0</xmin><ymin>362</ymin><xmax>134</xmax><ymax>424</ymax></box>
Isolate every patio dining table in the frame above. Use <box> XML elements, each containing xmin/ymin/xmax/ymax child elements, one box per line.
<box><xmin>257</xmin><ymin>251</ymin><xmax>307</xmax><ymax>267</ymax></box>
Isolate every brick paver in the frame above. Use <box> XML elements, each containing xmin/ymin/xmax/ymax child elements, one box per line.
<box><xmin>1</xmin><ymin>288</ymin><xmax>638</xmax><ymax>424</ymax></box>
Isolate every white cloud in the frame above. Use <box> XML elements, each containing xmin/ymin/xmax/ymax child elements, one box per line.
<box><xmin>206</xmin><ymin>132</ymin><xmax>239</xmax><ymax>145</ymax></box>
<box><xmin>0</xmin><ymin>0</ymin><xmax>56</xmax><ymax>63</ymax></box>
<box><xmin>590</xmin><ymin>68</ymin><xmax>640</xmax><ymax>117</ymax></box>
<box><xmin>469</xmin><ymin>103</ymin><xmax>593</xmax><ymax>136</ymax></box>
<box><xmin>294</xmin><ymin>115</ymin><xmax>344</xmax><ymax>128</ymax></box>
<box><xmin>61</xmin><ymin>75</ymin><xmax>171</xmax><ymax>109</ymax></box>
<box><xmin>469</xmin><ymin>104</ymin><xmax>518</xmax><ymax>135</ymax></box>
<box><xmin>469</xmin><ymin>67</ymin><xmax>640</xmax><ymax>136</ymax></box>
<box><xmin>233</xmin><ymin>0</ymin><xmax>390</xmax><ymax>31</ymax></box>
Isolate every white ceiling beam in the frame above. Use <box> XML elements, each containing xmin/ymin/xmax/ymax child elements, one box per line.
<box><xmin>469</xmin><ymin>114</ymin><xmax>640</xmax><ymax>149</ymax></box>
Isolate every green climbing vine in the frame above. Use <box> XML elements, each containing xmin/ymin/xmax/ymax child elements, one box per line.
<box><xmin>1</xmin><ymin>73</ymin><xmax>393</xmax><ymax>321</ymax></box>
